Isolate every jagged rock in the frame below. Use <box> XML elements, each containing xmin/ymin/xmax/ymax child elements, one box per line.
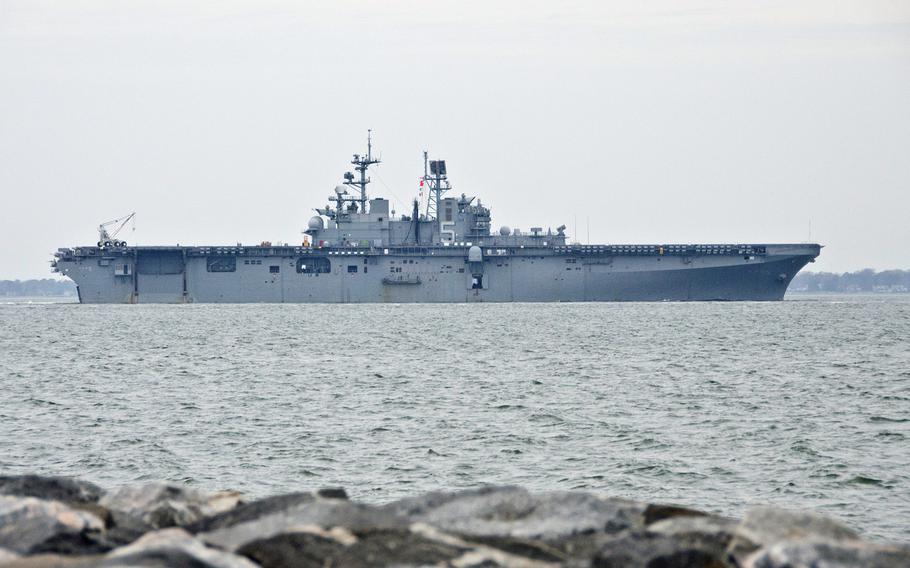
<box><xmin>100</xmin><ymin>527</ymin><xmax>259</xmax><ymax>568</ymax></box>
<box><xmin>728</xmin><ymin>506</ymin><xmax>861</xmax><ymax>561</ymax></box>
<box><xmin>744</xmin><ymin>540</ymin><xmax>910</xmax><ymax>568</ymax></box>
<box><xmin>4</xmin><ymin>480</ymin><xmax>907</xmax><ymax>568</ymax></box>
<box><xmin>200</xmin><ymin>498</ymin><xmax>408</xmax><ymax>552</ymax></box>
<box><xmin>0</xmin><ymin>496</ymin><xmax>104</xmax><ymax>555</ymax></box>
<box><xmin>0</xmin><ymin>476</ymin><xmax>103</xmax><ymax>505</ymax></box>
<box><xmin>186</xmin><ymin>492</ymin><xmax>315</xmax><ymax>533</ymax></box>
<box><xmin>317</xmin><ymin>487</ymin><xmax>348</xmax><ymax>500</ymax></box>
<box><xmin>237</xmin><ymin>527</ymin><xmax>469</xmax><ymax>568</ymax></box>
<box><xmin>0</xmin><ymin>477</ymin><xmax>113</xmax><ymax>530</ymax></box>
<box><xmin>23</xmin><ymin>523</ymin><xmax>145</xmax><ymax>557</ymax></box>
<box><xmin>543</xmin><ymin>532</ymin><xmax>617</xmax><ymax>562</ymax></box>
<box><xmin>593</xmin><ymin>531</ymin><xmax>726</xmax><ymax>568</ymax></box>
<box><xmin>409</xmin><ymin>523</ymin><xmax>565</xmax><ymax>568</ymax></box>
<box><xmin>643</xmin><ymin>503</ymin><xmax>710</xmax><ymax>525</ymax></box>
<box><xmin>455</xmin><ymin>534</ymin><xmax>570</xmax><ymax>563</ymax></box>
<box><xmin>647</xmin><ymin>514</ymin><xmax>738</xmax><ymax>558</ymax></box>
<box><xmin>207</xmin><ymin>491</ymin><xmax>243</xmax><ymax>513</ymax></box>
<box><xmin>27</xmin><ymin>531</ymin><xmax>115</xmax><ymax>555</ymax></box>
<box><xmin>65</xmin><ymin>503</ymin><xmax>112</xmax><ymax>528</ymax></box>
<box><xmin>385</xmin><ymin>486</ymin><xmax>645</xmax><ymax>540</ymax></box>
<box><xmin>98</xmin><ymin>483</ymin><xmax>242</xmax><ymax>530</ymax></box>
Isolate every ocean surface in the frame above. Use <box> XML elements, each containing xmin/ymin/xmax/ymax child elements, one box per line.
<box><xmin>1</xmin><ymin>295</ymin><xmax>908</xmax><ymax>541</ymax></box>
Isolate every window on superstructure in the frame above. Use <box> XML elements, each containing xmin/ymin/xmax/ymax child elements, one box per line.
<box><xmin>269</xmin><ymin>265</ymin><xmax>280</xmax><ymax>273</ymax></box>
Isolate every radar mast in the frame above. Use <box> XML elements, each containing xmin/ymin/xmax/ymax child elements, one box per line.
<box><xmin>323</xmin><ymin>130</ymin><xmax>381</xmax><ymax>220</ymax></box>
<box><xmin>423</xmin><ymin>151</ymin><xmax>451</xmax><ymax>223</ymax></box>
<box><xmin>346</xmin><ymin>129</ymin><xmax>380</xmax><ymax>212</ymax></box>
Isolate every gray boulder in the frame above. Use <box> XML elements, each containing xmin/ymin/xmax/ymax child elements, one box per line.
<box><xmin>647</xmin><ymin>514</ymin><xmax>739</xmax><ymax>558</ymax></box>
<box><xmin>643</xmin><ymin>503</ymin><xmax>712</xmax><ymax>525</ymax></box>
<box><xmin>99</xmin><ymin>483</ymin><xmax>242</xmax><ymax>530</ymax></box>
<box><xmin>186</xmin><ymin>492</ymin><xmax>315</xmax><ymax>533</ymax></box>
<box><xmin>0</xmin><ymin>476</ymin><xmax>103</xmax><ymax>505</ymax></box>
<box><xmin>237</xmin><ymin>527</ymin><xmax>470</xmax><ymax>568</ymax></box>
<box><xmin>316</xmin><ymin>487</ymin><xmax>348</xmax><ymax>500</ymax></box>
<box><xmin>0</xmin><ymin>496</ymin><xmax>104</xmax><ymax>555</ymax></box>
<box><xmin>594</xmin><ymin>531</ymin><xmax>727</xmax><ymax>568</ymax></box>
<box><xmin>385</xmin><ymin>486</ymin><xmax>645</xmax><ymax>540</ymax></box>
<box><xmin>744</xmin><ymin>540</ymin><xmax>910</xmax><ymax>568</ymax></box>
<box><xmin>200</xmin><ymin>497</ymin><xmax>409</xmax><ymax>552</ymax></box>
<box><xmin>99</xmin><ymin>527</ymin><xmax>259</xmax><ymax>568</ymax></box>
<box><xmin>728</xmin><ymin>506</ymin><xmax>861</xmax><ymax>561</ymax></box>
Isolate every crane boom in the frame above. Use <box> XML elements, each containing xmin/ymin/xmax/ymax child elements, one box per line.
<box><xmin>97</xmin><ymin>212</ymin><xmax>135</xmax><ymax>249</ymax></box>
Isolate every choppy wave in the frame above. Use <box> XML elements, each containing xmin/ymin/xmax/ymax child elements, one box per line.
<box><xmin>0</xmin><ymin>295</ymin><xmax>908</xmax><ymax>541</ymax></box>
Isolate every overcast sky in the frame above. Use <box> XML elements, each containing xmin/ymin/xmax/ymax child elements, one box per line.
<box><xmin>1</xmin><ymin>0</ymin><xmax>908</xmax><ymax>279</ymax></box>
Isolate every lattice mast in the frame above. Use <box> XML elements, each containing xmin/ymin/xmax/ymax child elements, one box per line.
<box><xmin>423</xmin><ymin>151</ymin><xmax>451</xmax><ymax>223</ymax></box>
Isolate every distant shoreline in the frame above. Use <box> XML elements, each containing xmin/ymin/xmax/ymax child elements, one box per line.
<box><xmin>0</xmin><ymin>278</ymin><xmax>76</xmax><ymax>297</ymax></box>
<box><xmin>789</xmin><ymin>269</ymin><xmax>909</xmax><ymax>294</ymax></box>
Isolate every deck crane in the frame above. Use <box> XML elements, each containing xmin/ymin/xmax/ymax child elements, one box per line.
<box><xmin>97</xmin><ymin>212</ymin><xmax>135</xmax><ymax>249</ymax></box>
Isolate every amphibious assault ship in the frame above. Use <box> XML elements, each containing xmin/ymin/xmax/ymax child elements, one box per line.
<box><xmin>53</xmin><ymin>134</ymin><xmax>820</xmax><ymax>303</ymax></box>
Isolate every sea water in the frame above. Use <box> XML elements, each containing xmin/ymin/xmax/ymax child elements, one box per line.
<box><xmin>1</xmin><ymin>296</ymin><xmax>907</xmax><ymax>540</ymax></box>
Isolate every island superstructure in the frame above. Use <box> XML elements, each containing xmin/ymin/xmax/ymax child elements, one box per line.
<box><xmin>52</xmin><ymin>133</ymin><xmax>821</xmax><ymax>303</ymax></box>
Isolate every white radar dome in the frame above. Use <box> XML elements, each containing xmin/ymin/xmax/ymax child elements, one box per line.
<box><xmin>468</xmin><ymin>245</ymin><xmax>483</xmax><ymax>263</ymax></box>
<box><xmin>307</xmin><ymin>216</ymin><xmax>325</xmax><ymax>230</ymax></box>
<box><xmin>499</xmin><ymin>226</ymin><xmax>511</xmax><ymax>236</ymax></box>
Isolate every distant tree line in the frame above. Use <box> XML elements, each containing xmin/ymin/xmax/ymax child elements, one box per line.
<box><xmin>790</xmin><ymin>269</ymin><xmax>910</xmax><ymax>293</ymax></box>
<box><xmin>0</xmin><ymin>279</ymin><xmax>77</xmax><ymax>297</ymax></box>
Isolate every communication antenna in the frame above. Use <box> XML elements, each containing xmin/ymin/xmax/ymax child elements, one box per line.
<box><xmin>346</xmin><ymin>129</ymin><xmax>380</xmax><ymax>212</ymax></box>
<box><xmin>329</xmin><ymin>130</ymin><xmax>380</xmax><ymax>220</ymax></box>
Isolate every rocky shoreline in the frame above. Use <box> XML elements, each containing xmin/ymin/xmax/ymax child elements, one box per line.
<box><xmin>0</xmin><ymin>475</ymin><xmax>906</xmax><ymax>567</ymax></box>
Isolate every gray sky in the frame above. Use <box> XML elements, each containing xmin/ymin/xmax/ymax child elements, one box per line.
<box><xmin>1</xmin><ymin>0</ymin><xmax>908</xmax><ymax>279</ymax></box>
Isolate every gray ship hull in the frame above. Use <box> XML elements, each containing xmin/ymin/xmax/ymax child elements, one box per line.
<box><xmin>54</xmin><ymin>243</ymin><xmax>820</xmax><ymax>303</ymax></box>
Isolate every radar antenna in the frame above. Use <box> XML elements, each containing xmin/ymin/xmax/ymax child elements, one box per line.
<box><xmin>347</xmin><ymin>129</ymin><xmax>380</xmax><ymax>212</ymax></box>
<box><xmin>326</xmin><ymin>130</ymin><xmax>381</xmax><ymax>220</ymax></box>
<box><xmin>423</xmin><ymin>151</ymin><xmax>451</xmax><ymax>222</ymax></box>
